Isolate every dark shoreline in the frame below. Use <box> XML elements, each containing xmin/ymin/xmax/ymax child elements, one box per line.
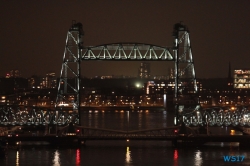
<box><xmin>80</xmin><ymin>106</ymin><xmax>166</xmax><ymax>110</ymax></box>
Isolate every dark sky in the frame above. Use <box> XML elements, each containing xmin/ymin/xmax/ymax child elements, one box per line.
<box><xmin>1</xmin><ymin>0</ymin><xmax>250</xmax><ymax>78</ymax></box>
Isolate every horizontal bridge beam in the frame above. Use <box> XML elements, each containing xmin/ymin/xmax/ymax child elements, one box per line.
<box><xmin>87</xmin><ymin>43</ymin><xmax>170</xmax><ymax>50</ymax></box>
<box><xmin>77</xmin><ymin>58</ymin><xmax>174</xmax><ymax>61</ymax></box>
<box><xmin>81</xmin><ymin>43</ymin><xmax>174</xmax><ymax>61</ymax></box>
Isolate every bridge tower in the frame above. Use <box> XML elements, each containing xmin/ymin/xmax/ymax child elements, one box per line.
<box><xmin>56</xmin><ymin>21</ymin><xmax>83</xmax><ymax>125</ymax></box>
<box><xmin>172</xmin><ymin>23</ymin><xmax>198</xmax><ymax>125</ymax></box>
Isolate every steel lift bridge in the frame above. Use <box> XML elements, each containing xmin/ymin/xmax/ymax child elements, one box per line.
<box><xmin>0</xmin><ymin>22</ymin><xmax>198</xmax><ymax>128</ymax></box>
<box><xmin>55</xmin><ymin>22</ymin><xmax>250</xmax><ymax>130</ymax></box>
<box><xmin>1</xmin><ymin>22</ymin><xmax>250</xmax><ymax>130</ymax></box>
<box><xmin>55</xmin><ymin>22</ymin><xmax>198</xmax><ymax>127</ymax></box>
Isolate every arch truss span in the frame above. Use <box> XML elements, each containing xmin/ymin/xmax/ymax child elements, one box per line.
<box><xmin>56</xmin><ymin>22</ymin><xmax>198</xmax><ymax>126</ymax></box>
<box><xmin>82</xmin><ymin>43</ymin><xmax>174</xmax><ymax>61</ymax></box>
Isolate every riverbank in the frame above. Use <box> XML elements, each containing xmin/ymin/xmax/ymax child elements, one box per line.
<box><xmin>80</xmin><ymin>106</ymin><xmax>166</xmax><ymax>110</ymax></box>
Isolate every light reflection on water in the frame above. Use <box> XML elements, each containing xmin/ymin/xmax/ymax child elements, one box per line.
<box><xmin>194</xmin><ymin>150</ymin><xmax>202</xmax><ymax>166</ymax></box>
<box><xmin>75</xmin><ymin>149</ymin><xmax>80</xmax><ymax>166</ymax></box>
<box><xmin>2</xmin><ymin>141</ymin><xmax>250</xmax><ymax>166</ymax></box>
<box><xmin>173</xmin><ymin>149</ymin><xmax>178</xmax><ymax>166</ymax></box>
<box><xmin>16</xmin><ymin>151</ymin><xmax>19</xmax><ymax>166</ymax></box>
<box><xmin>125</xmin><ymin>146</ymin><xmax>132</xmax><ymax>165</ymax></box>
<box><xmin>53</xmin><ymin>150</ymin><xmax>60</xmax><ymax>166</ymax></box>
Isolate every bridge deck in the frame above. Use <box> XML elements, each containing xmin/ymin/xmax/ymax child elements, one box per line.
<box><xmin>3</xmin><ymin>135</ymin><xmax>250</xmax><ymax>144</ymax></box>
<box><xmin>2</xmin><ymin>125</ymin><xmax>250</xmax><ymax>147</ymax></box>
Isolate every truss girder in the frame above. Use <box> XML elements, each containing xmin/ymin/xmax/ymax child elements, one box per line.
<box><xmin>64</xmin><ymin>63</ymin><xmax>78</xmax><ymax>77</ymax></box>
<box><xmin>82</xmin><ymin>43</ymin><xmax>173</xmax><ymax>61</ymax></box>
<box><xmin>2</xmin><ymin>106</ymin><xmax>250</xmax><ymax>127</ymax></box>
<box><xmin>0</xmin><ymin>106</ymin><xmax>79</xmax><ymax>126</ymax></box>
<box><xmin>182</xmin><ymin>107</ymin><xmax>250</xmax><ymax>127</ymax></box>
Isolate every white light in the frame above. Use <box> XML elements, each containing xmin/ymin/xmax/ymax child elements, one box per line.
<box><xmin>53</xmin><ymin>150</ymin><xmax>60</xmax><ymax>165</ymax></box>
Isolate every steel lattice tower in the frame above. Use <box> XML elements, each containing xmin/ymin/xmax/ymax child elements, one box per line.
<box><xmin>173</xmin><ymin>23</ymin><xmax>198</xmax><ymax>125</ymax></box>
<box><xmin>56</xmin><ymin>21</ymin><xmax>83</xmax><ymax>124</ymax></box>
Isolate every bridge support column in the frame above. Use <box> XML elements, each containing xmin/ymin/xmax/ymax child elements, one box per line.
<box><xmin>55</xmin><ymin>21</ymin><xmax>84</xmax><ymax>126</ymax></box>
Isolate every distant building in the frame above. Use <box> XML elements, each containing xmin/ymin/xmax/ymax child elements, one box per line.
<box><xmin>152</xmin><ymin>75</ymin><xmax>168</xmax><ymax>80</ymax></box>
<box><xmin>5</xmin><ymin>73</ymin><xmax>10</xmax><ymax>78</ymax></box>
<box><xmin>10</xmin><ymin>69</ymin><xmax>21</xmax><ymax>78</ymax></box>
<box><xmin>138</xmin><ymin>62</ymin><xmax>150</xmax><ymax>78</ymax></box>
<box><xmin>169</xmin><ymin>68</ymin><xmax>174</xmax><ymax>79</ymax></box>
<box><xmin>145</xmin><ymin>81</ymin><xmax>168</xmax><ymax>95</ymax></box>
<box><xmin>234</xmin><ymin>69</ymin><xmax>250</xmax><ymax>89</ymax></box>
<box><xmin>43</xmin><ymin>72</ymin><xmax>57</xmax><ymax>88</ymax></box>
<box><xmin>28</xmin><ymin>75</ymin><xmax>41</xmax><ymax>88</ymax></box>
<box><xmin>28</xmin><ymin>72</ymin><xmax>57</xmax><ymax>89</ymax></box>
<box><xmin>0</xmin><ymin>77</ymin><xmax>29</xmax><ymax>94</ymax></box>
<box><xmin>5</xmin><ymin>69</ymin><xmax>21</xmax><ymax>78</ymax></box>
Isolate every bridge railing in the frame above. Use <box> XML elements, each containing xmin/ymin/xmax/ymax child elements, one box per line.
<box><xmin>0</xmin><ymin>106</ymin><xmax>78</xmax><ymax>126</ymax></box>
<box><xmin>181</xmin><ymin>107</ymin><xmax>250</xmax><ymax>127</ymax></box>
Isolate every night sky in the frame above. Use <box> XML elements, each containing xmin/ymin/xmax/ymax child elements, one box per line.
<box><xmin>1</xmin><ymin>0</ymin><xmax>250</xmax><ymax>78</ymax></box>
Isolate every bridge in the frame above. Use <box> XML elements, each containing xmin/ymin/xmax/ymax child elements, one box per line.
<box><xmin>0</xmin><ymin>22</ymin><xmax>250</xmax><ymax>146</ymax></box>
<box><xmin>181</xmin><ymin>106</ymin><xmax>250</xmax><ymax>127</ymax></box>
<box><xmin>3</xmin><ymin>125</ymin><xmax>250</xmax><ymax>148</ymax></box>
<box><xmin>55</xmin><ymin>21</ymin><xmax>197</xmax><ymax>126</ymax></box>
<box><xmin>1</xmin><ymin>105</ymin><xmax>250</xmax><ymax>128</ymax></box>
<box><xmin>0</xmin><ymin>22</ymin><xmax>199</xmax><ymax>127</ymax></box>
<box><xmin>1</xmin><ymin>22</ymin><xmax>250</xmax><ymax>147</ymax></box>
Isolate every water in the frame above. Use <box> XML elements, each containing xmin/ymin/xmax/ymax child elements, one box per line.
<box><xmin>80</xmin><ymin>109</ymin><xmax>171</xmax><ymax>130</ymax></box>
<box><xmin>1</xmin><ymin>109</ymin><xmax>250</xmax><ymax>166</ymax></box>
